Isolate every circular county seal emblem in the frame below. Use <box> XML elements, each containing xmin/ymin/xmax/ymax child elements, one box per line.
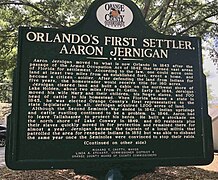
<box><xmin>96</xmin><ymin>2</ymin><xmax>133</xmax><ymax>30</ymax></box>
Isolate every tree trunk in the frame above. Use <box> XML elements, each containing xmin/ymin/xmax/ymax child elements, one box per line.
<box><xmin>143</xmin><ymin>0</ymin><xmax>152</xmax><ymax>19</ymax></box>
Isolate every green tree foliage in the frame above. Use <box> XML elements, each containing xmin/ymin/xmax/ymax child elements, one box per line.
<box><xmin>0</xmin><ymin>0</ymin><xmax>218</xmax><ymax>102</ymax></box>
<box><xmin>136</xmin><ymin>0</ymin><xmax>218</xmax><ymax>36</ymax></box>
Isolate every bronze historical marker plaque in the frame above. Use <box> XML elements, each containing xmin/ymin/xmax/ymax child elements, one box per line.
<box><xmin>6</xmin><ymin>0</ymin><xmax>213</xmax><ymax>175</ymax></box>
